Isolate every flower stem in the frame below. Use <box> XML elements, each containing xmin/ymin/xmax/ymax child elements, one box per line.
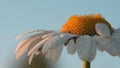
<box><xmin>83</xmin><ymin>61</ymin><xmax>90</xmax><ymax>68</ymax></box>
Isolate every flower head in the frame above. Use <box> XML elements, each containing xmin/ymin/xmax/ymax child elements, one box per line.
<box><xmin>62</xmin><ymin>14</ymin><xmax>113</xmax><ymax>35</ymax></box>
<box><xmin>15</xmin><ymin>14</ymin><xmax>120</xmax><ymax>64</ymax></box>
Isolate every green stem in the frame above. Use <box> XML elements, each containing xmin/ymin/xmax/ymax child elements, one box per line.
<box><xmin>83</xmin><ymin>61</ymin><xmax>90</xmax><ymax>68</ymax></box>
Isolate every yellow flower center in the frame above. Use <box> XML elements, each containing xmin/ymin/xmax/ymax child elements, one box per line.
<box><xmin>61</xmin><ymin>14</ymin><xmax>113</xmax><ymax>36</ymax></box>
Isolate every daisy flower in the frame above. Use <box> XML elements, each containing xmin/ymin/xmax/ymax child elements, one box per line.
<box><xmin>15</xmin><ymin>14</ymin><xmax>120</xmax><ymax>68</ymax></box>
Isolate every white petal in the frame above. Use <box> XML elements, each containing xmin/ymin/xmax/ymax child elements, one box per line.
<box><xmin>104</xmin><ymin>38</ymin><xmax>120</xmax><ymax>56</ymax></box>
<box><xmin>95</xmin><ymin>23</ymin><xmax>111</xmax><ymax>37</ymax></box>
<box><xmin>27</xmin><ymin>38</ymin><xmax>43</xmax><ymax>52</ymax></box>
<box><xmin>15</xmin><ymin>31</ymin><xmax>51</xmax><ymax>53</ymax></box>
<box><xmin>29</xmin><ymin>53</ymin><xmax>35</xmax><ymax>65</ymax></box>
<box><xmin>28</xmin><ymin>32</ymin><xmax>60</xmax><ymax>56</ymax></box>
<box><xmin>93</xmin><ymin>36</ymin><xmax>108</xmax><ymax>51</ymax></box>
<box><xmin>15</xmin><ymin>37</ymin><xmax>31</xmax><ymax>54</ymax></box>
<box><xmin>28</xmin><ymin>36</ymin><xmax>52</xmax><ymax>56</ymax></box>
<box><xmin>113</xmin><ymin>28</ymin><xmax>120</xmax><ymax>32</ymax></box>
<box><xmin>41</xmin><ymin>34</ymin><xmax>60</xmax><ymax>54</ymax></box>
<box><xmin>15</xmin><ymin>31</ymin><xmax>52</xmax><ymax>59</ymax></box>
<box><xmin>77</xmin><ymin>35</ymin><xmax>97</xmax><ymax>62</ymax></box>
<box><xmin>42</xmin><ymin>31</ymin><xmax>60</xmax><ymax>38</ymax></box>
<box><xmin>15</xmin><ymin>37</ymin><xmax>41</xmax><ymax>59</ymax></box>
<box><xmin>94</xmin><ymin>36</ymin><xmax>120</xmax><ymax>56</ymax></box>
<box><xmin>112</xmin><ymin>28</ymin><xmax>120</xmax><ymax>40</ymax></box>
<box><xmin>35</xmin><ymin>51</ymin><xmax>41</xmax><ymax>55</ymax></box>
<box><xmin>42</xmin><ymin>33</ymin><xmax>77</xmax><ymax>54</ymax></box>
<box><xmin>42</xmin><ymin>34</ymin><xmax>62</xmax><ymax>54</ymax></box>
<box><xmin>28</xmin><ymin>50</ymin><xmax>42</xmax><ymax>65</ymax></box>
<box><xmin>67</xmin><ymin>39</ymin><xmax>77</xmax><ymax>55</ymax></box>
<box><xmin>16</xmin><ymin>29</ymin><xmax>44</xmax><ymax>40</ymax></box>
<box><xmin>46</xmin><ymin>45</ymin><xmax>63</xmax><ymax>62</ymax></box>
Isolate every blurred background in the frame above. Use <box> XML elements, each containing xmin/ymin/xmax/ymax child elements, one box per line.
<box><xmin>0</xmin><ymin>0</ymin><xmax>120</xmax><ymax>68</ymax></box>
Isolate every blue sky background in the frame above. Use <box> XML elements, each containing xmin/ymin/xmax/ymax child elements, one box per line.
<box><xmin>0</xmin><ymin>0</ymin><xmax>120</xmax><ymax>68</ymax></box>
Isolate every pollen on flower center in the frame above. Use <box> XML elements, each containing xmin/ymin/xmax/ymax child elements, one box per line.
<box><xmin>61</xmin><ymin>14</ymin><xmax>113</xmax><ymax>36</ymax></box>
